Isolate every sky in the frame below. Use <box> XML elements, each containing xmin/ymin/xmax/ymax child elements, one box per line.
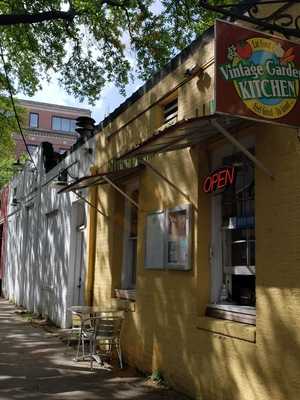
<box><xmin>20</xmin><ymin>0</ymin><xmax>164</xmax><ymax>124</ymax></box>
<box><xmin>22</xmin><ymin>74</ymin><xmax>144</xmax><ymax>125</ymax></box>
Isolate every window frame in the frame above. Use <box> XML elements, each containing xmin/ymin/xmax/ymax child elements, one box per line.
<box><xmin>121</xmin><ymin>181</ymin><xmax>139</xmax><ymax>290</ymax></box>
<box><xmin>209</xmin><ymin>136</ymin><xmax>256</xmax><ymax>323</ymax></box>
<box><xmin>51</xmin><ymin>116</ymin><xmax>77</xmax><ymax>134</ymax></box>
<box><xmin>144</xmin><ymin>203</ymin><xmax>193</xmax><ymax>271</ymax></box>
<box><xmin>163</xmin><ymin>98</ymin><xmax>178</xmax><ymax>125</ymax></box>
<box><xmin>29</xmin><ymin>112</ymin><xmax>39</xmax><ymax>128</ymax></box>
<box><xmin>144</xmin><ymin>210</ymin><xmax>165</xmax><ymax>270</ymax></box>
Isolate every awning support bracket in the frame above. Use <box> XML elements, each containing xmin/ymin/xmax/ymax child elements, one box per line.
<box><xmin>211</xmin><ymin>119</ymin><xmax>274</xmax><ymax>180</ymax></box>
<box><xmin>140</xmin><ymin>160</ymin><xmax>197</xmax><ymax>209</ymax></box>
<box><xmin>72</xmin><ymin>190</ymin><xmax>109</xmax><ymax>218</ymax></box>
<box><xmin>102</xmin><ymin>175</ymin><xmax>140</xmax><ymax>210</ymax></box>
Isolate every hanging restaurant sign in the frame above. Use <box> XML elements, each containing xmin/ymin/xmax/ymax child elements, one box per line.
<box><xmin>215</xmin><ymin>20</ymin><xmax>300</xmax><ymax>128</ymax></box>
<box><xmin>203</xmin><ymin>166</ymin><xmax>235</xmax><ymax>194</ymax></box>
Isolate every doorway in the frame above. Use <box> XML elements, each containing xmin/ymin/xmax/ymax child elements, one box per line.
<box><xmin>43</xmin><ymin>210</ymin><xmax>60</xmax><ymax>324</ymax></box>
<box><xmin>69</xmin><ymin>201</ymin><xmax>86</xmax><ymax>306</ymax></box>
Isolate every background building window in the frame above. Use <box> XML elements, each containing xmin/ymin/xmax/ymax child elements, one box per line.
<box><xmin>52</xmin><ymin>116</ymin><xmax>77</xmax><ymax>133</ymax></box>
<box><xmin>29</xmin><ymin>113</ymin><xmax>39</xmax><ymax>128</ymax></box>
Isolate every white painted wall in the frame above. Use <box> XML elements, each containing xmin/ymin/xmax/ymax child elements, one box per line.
<box><xmin>3</xmin><ymin>137</ymin><xmax>96</xmax><ymax>328</ymax></box>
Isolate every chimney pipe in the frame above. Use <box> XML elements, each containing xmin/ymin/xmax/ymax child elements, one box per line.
<box><xmin>75</xmin><ymin>116</ymin><xmax>96</xmax><ymax>139</ymax></box>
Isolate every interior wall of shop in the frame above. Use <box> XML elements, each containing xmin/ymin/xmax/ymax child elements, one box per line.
<box><xmin>88</xmin><ymin>23</ymin><xmax>300</xmax><ymax>400</ymax></box>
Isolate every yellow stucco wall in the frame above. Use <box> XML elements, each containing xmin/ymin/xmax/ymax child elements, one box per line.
<box><xmin>87</xmin><ymin>21</ymin><xmax>300</xmax><ymax>400</ymax></box>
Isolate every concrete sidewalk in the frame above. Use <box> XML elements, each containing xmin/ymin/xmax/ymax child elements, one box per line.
<box><xmin>0</xmin><ymin>299</ymin><xmax>189</xmax><ymax>400</ymax></box>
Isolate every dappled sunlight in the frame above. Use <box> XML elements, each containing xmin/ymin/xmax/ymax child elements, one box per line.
<box><xmin>3</xmin><ymin>136</ymin><xmax>97</xmax><ymax>329</ymax></box>
<box><xmin>92</xmin><ymin>117</ymin><xmax>300</xmax><ymax>399</ymax></box>
<box><xmin>0</xmin><ymin>299</ymin><xmax>187</xmax><ymax>400</ymax></box>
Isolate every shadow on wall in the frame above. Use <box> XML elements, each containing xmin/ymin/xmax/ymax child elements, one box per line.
<box><xmin>9</xmin><ymin>181</ymin><xmax>73</xmax><ymax>328</ymax></box>
<box><xmin>37</xmin><ymin>185</ymin><xmax>73</xmax><ymax>326</ymax></box>
<box><xmin>109</xmin><ymin>150</ymin><xmax>300</xmax><ymax>398</ymax></box>
<box><xmin>85</xmin><ymin>102</ymin><xmax>300</xmax><ymax>399</ymax></box>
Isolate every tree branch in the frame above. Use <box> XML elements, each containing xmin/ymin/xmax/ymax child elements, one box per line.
<box><xmin>0</xmin><ymin>1</ymin><xmax>145</xmax><ymax>27</ymax></box>
<box><xmin>0</xmin><ymin>10</ymin><xmax>76</xmax><ymax>26</ymax></box>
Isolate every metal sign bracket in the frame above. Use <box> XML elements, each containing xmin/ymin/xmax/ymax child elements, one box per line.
<box><xmin>211</xmin><ymin>119</ymin><xmax>274</xmax><ymax>179</ymax></box>
<box><xmin>102</xmin><ymin>175</ymin><xmax>140</xmax><ymax>210</ymax></box>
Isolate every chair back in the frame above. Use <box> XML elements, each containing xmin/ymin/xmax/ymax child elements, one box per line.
<box><xmin>72</xmin><ymin>314</ymin><xmax>82</xmax><ymax>329</ymax></box>
<box><xmin>91</xmin><ymin>314</ymin><xmax>124</xmax><ymax>340</ymax></box>
<box><xmin>71</xmin><ymin>313</ymin><xmax>92</xmax><ymax>336</ymax></box>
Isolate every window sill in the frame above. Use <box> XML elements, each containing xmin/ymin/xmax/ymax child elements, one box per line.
<box><xmin>206</xmin><ymin>304</ymin><xmax>256</xmax><ymax>325</ymax></box>
<box><xmin>114</xmin><ymin>289</ymin><xmax>136</xmax><ymax>301</ymax></box>
<box><xmin>197</xmin><ymin>316</ymin><xmax>256</xmax><ymax>343</ymax></box>
<box><xmin>113</xmin><ymin>298</ymin><xmax>136</xmax><ymax>312</ymax></box>
<box><xmin>157</xmin><ymin>118</ymin><xmax>177</xmax><ymax>132</ymax></box>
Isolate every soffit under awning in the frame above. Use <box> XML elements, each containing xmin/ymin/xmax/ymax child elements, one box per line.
<box><xmin>58</xmin><ymin>165</ymin><xmax>144</xmax><ymax>194</ymax></box>
<box><xmin>118</xmin><ymin>114</ymin><xmax>252</xmax><ymax>160</ymax></box>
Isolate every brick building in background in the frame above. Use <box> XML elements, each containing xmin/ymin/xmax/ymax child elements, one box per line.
<box><xmin>14</xmin><ymin>99</ymin><xmax>91</xmax><ymax>158</ymax></box>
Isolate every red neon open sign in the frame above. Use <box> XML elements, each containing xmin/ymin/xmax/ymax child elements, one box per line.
<box><xmin>203</xmin><ymin>166</ymin><xmax>235</xmax><ymax>194</ymax></box>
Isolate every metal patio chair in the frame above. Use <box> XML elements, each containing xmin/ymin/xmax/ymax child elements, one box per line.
<box><xmin>67</xmin><ymin>313</ymin><xmax>92</xmax><ymax>361</ymax></box>
<box><xmin>89</xmin><ymin>313</ymin><xmax>124</xmax><ymax>370</ymax></box>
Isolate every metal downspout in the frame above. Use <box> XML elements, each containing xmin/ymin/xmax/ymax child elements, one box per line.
<box><xmin>85</xmin><ymin>182</ymin><xmax>98</xmax><ymax>306</ymax></box>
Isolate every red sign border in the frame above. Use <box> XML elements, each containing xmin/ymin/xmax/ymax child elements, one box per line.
<box><xmin>214</xmin><ymin>19</ymin><xmax>300</xmax><ymax>129</ymax></box>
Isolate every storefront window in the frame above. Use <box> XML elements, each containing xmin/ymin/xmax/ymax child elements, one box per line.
<box><xmin>122</xmin><ymin>186</ymin><xmax>139</xmax><ymax>289</ymax></box>
<box><xmin>128</xmin><ymin>189</ymin><xmax>139</xmax><ymax>286</ymax></box>
<box><xmin>221</xmin><ymin>151</ymin><xmax>256</xmax><ymax>307</ymax></box>
<box><xmin>207</xmin><ymin>144</ymin><xmax>256</xmax><ymax>323</ymax></box>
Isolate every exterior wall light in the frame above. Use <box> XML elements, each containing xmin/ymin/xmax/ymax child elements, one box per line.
<box><xmin>11</xmin><ymin>197</ymin><xmax>20</xmax><ymax>206</ymax></box>
<box><xmin>51</xmin><ymin>169</ymin><xmax>68</xmax><ymax>189</ymax></box>
<box><xmin>75</xmin><ymin>116</ymin><xmax>96</xmax><ymax>139</ymax></box>
<box><xmin>184</xmin><ymin>64</ymin><xmax>203</xmax><ymax>77</ymax></box>
<box><xmin>12</xmin><ymin>159</ymin><xmax>24</xmax><ymax>171</ymax></box>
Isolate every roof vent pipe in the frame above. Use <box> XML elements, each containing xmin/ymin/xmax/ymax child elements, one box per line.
<box><xmin>75</xmin><ymin>116</ymin><xmax>96</xmax><ymax>139</ymax></box>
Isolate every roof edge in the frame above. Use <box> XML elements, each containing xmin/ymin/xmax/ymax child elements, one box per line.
<box><xmin>96</xmin><ymin>26</ymin><xmax>214</xmax><ymax>133</ymax></box>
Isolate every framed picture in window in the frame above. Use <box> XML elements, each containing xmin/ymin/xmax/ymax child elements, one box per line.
<box><xmin>166</xmin><ymin>204</ymin><xmax>192</xmax><ymax>270</ymax></box>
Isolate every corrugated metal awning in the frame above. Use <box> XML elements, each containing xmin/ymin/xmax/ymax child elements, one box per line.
<box><xmin>118</xmin><ymin>114</ymin><xmax>249</xmax><ymax>160</ymax></box>
<box><xmin>58</xmin><ymin>165</ymin><xmax>144</xmax><ymax>194</ymax></box>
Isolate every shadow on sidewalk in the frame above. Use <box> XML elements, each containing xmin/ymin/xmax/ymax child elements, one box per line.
<box><xmin>0</xmin><ymin>299</ymin><xmax>189</xmax><ymax>400</ymax></box>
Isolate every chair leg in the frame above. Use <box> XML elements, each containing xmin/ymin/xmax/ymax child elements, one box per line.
<box><xmin>116</xmin><ymin>341</ymin><xmax>123</xmax><ymax>369</ymax></box>
<box><xmin>75</xmin><ymin>334</ymin><xmax>81</xmax><ymax>360</ymax></box>
<box><xmin>90</xmin><ymin>339</ymin><xmax>94</xmax><ymax>370</ymax></box>
<box><xmin>82</xmin><ymin>336</ymin><xmax>85</xmax><ymax>358</ymax></box>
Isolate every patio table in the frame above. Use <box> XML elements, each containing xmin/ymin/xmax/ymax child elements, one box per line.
<box><xmin>69</xmin><ymin>305</ymin><xmax>120</xmax><ymax>316</ymax></box>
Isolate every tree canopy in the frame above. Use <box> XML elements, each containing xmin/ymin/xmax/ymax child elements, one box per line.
<box><xmin>0</xmin><ymin>0</ymin><xmax>227</xmax><ymax>102</ymax></box>
<box><xmin>0</xmin><ymin>0</ymin><xmax>230</xmax><ymax>186</ymax></box>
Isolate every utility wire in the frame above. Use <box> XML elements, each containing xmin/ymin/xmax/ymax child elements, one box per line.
<box><xmin>0</xmin><ymin>43</ymin><xmax>37</xmax><ymax>168</ymax></box>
